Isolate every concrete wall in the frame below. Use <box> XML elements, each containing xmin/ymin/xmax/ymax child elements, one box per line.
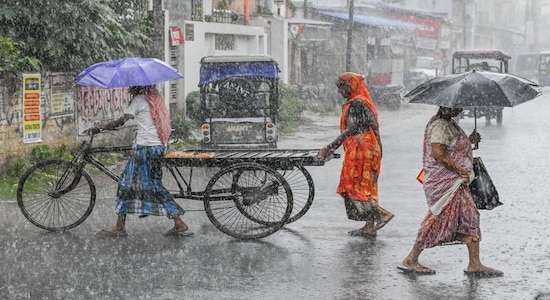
<box><xmin>182</xmin><ymin>21</ymin><xmax>268</xmax><ymax>97</ymax></box>
<box><xmin>0</xmin><ymin>73</ymin><xmax>79</xmax><ymax>171</ymax></box>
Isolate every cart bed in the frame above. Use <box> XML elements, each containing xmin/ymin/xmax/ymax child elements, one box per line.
<box><xmin>158</xmin><ymin>149</ymin><xmax>338</xmax><ymax>169</ymax></box>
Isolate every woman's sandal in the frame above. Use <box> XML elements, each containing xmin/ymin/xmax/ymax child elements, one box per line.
<box><xmin>397</xmin><ymin>265</ymin><xmax>436</xmax><ymax>275</ymax></box>
<box><xmin>464</xmin><ymin>268</ymin><xmax>503</xmax><ymax>277</ymax></box>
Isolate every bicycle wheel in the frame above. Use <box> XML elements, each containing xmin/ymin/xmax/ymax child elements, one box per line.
<box><xmin>17</xmin><ymin>159</ymin><xmax>96</xmax><ymax>231</ymax></box>
<box><xmin>204</xmin><ymin>163</ymin><xmax>293</xmax><ymax>239</ymax></box>
<box><xmin>278</xmin><ymin>165</ymin><xmax>315</xmax><ymax>224</ymax></box>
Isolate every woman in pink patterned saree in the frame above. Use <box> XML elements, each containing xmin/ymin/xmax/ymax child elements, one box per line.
<box><xmin>399</xmin><ymin>107</ymin><xmax>503</xmax><ymax>277</ymax></box>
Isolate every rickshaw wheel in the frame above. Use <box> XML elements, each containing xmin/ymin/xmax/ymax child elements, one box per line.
<box><xmin>277</xmin><ymin>165</ymin><xmax>314</xmax><ymax>224</ymax></box>
<box><xmin>17</xmin><ymin>159</ymin><xmax>96</xmax><ymax>231</ymax></box>
<box><xmin>203</xmin><ymin>162</ymin><xmax>293</xmax><ymax>239</ymax></box>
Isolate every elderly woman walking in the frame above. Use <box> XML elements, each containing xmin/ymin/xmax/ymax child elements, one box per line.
<box><xmin>317</xmin><ymin>72</ymin><xmax>394</xmax><ymax>238</ymax></box>
<box><xmin>399</xmin><ymin>107</ymin><xmax>503</xmax><ymax>276</ymax></box>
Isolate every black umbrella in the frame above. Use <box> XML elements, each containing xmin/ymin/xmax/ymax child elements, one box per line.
<box><xmin>405</xmin><ymin>70</ymin><xmax>541</xmax><ymax>108</ymax></box>
<box><xmin>405</xmin><ymin>70</ymin><xmax>542</xmax><ymax>149</ymax></box>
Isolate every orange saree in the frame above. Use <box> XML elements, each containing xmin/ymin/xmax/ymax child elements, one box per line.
<box><xmin>336</xmin><ymin>73</ymin><xmax>382</xmax><ymax>203</ymax></box>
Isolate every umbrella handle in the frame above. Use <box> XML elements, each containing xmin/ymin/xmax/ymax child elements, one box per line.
<box><xmin>473</xmin><ymin>108</ymin><xmax>478</xmax><ymax>150</ymax></box>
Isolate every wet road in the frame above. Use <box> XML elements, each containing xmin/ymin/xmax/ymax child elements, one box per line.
<box><xmin>1</xmin><ymin>90</ymin><xmax>550</xmax><ymax>299</ymax></box>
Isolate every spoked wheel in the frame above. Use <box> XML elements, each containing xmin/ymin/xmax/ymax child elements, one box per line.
<box><xmin>203</xmin><ymin>162</ymin><xmax>293</xmax><ymax>239</ymax></box>
<box><xmin>17</xmin><ymin>159</ymin><xmax>96</xmax><ymax>231</ymax></box>
<box><xmin>278</xmin><ymin>165</ymin><xmax>314</xmax><ymax>224</ymax></box>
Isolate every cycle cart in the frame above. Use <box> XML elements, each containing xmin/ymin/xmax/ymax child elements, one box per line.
<box><xmin>16</xmin><ymin>133</ymin><xmax>338</xmax><ymax>239</ymax></box>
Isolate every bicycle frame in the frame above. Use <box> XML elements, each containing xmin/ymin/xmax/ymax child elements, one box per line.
<box><xmin>79</xmin><ymin>138</ymin><xmax>133</xmax><ymax>182</ymax></box>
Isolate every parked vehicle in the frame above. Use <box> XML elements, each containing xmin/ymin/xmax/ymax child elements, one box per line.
<box><xmin>515</xmin><ymin>52</ymin><xmax>540</xmax><ymax>82</ymax></box>
<box><xmin>536</xmin><ymin>51</ymin><xmax>550</xmax><ymax>85</ymax></box>
<box><xmin>198</xmin><ymin>55</ymin><xmax>279</xmax><ymax>149</ymax></box>
<box><xmin>515</xmin><ymin>51</ymin><xmax>550</xmax><ymax>85</ymax></box>
<box><xmin>451</xmin><ymin>49</ymin><xmax>512</xmax><ymax>125</ymax></box>
<box><xmin>404</xmin><ymin>56</ymin><xmax>441</xmax><ymax>92</ymax></box>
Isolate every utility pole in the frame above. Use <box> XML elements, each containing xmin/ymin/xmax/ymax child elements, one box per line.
<box><xmin>345</xmin><ymin>0</ymin><xmax>354</xmax><ymax>71</ymax></box>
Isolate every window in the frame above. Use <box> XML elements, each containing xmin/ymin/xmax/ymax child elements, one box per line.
<box><xmin>215</xmin><ymin>34</ymin><xmax>235</xmax><ymax>50</ymax></box>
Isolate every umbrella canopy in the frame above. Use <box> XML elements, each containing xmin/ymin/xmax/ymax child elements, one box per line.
<box><xmin>404</xmin><ymin>70</ymin><xmax>541</xmax><ymax>108</ymax></box>
<box><xmin>75</xmin><ymin>57</ymin><xmax>183</xmax><ymax>89</ymax></box>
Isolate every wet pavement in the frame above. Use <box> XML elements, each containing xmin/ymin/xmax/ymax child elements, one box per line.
<box><xmin>1</xmin><ymin>90</ymin><xmax>550</xmax><ymax>299</ymax></box>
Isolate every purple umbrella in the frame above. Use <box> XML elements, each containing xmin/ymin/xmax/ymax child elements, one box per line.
<box><xmin>76</xmin><ymin>57</ymin><xmax>183</xmax><ymax>89</ymax></box>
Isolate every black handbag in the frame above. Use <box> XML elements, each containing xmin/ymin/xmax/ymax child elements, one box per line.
<box><xmin>469</xmin><ymin>157</ymin><xmax>503</xmax><ymax>210</ymax></box>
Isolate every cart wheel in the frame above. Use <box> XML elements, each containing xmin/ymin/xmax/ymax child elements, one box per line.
<box><xmin>203</xmin><ymin>163</ymin><xmax>293</xmax><ymax>239</ymax></box>
<box><xmin>17</xmin><ymin>159</ymin><xmax>96</xmax><ymax>231</ymax></box>
<box><xmin>278</xmin><ymin>165</ymin><xmax>314</xmax><ymax>223</ymax></box>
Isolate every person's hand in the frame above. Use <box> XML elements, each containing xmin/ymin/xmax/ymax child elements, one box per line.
<box><xmin>317</xmin><ymin>146</ymin><xmax>331</xmax><ymax>161</ymax></box>
<box><xmin>84</xmin><ymin>127</ymin><xmax>101</xmax><ymax>135</ymax></box>
<box><xmin>469</xmin><ymin>129</ymin><xmax>481</xmax><ymax>144</ymax></box>
<box><xmin>460</xmin><ymin>171</ymin><xmax>470</xmax><ymax>184</ymax></box>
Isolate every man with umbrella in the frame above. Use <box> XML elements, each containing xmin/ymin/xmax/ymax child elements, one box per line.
<box><xmin>398</xmin><ymin>106</ymin><xmax>502</xmax><ymax>276</ymax></box>
<box><xmin>78</xmin><ymin>57</ymin><xmax>190</xmax><ymax>237</ymax></box>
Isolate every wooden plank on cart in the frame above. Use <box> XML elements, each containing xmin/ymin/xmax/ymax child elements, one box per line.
<box><xmin>158</xmin><ymin>149</ymin><xmax>339</xmax><ymax>168</ymax></box>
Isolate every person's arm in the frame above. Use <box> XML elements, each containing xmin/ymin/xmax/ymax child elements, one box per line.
<box><xmin>86</xmin><ymin>114</ymin><xmax>132</xmax><ymax>134</ymax></box>
<box><xmin>317</xmin><ymin>115</ymin><xmax>359</xmax><ymax>160</ymax></box>
<box><xmin>431</xmin><ymin>143</ymin><xmax>470</xmax><ymax>183</ymax></box>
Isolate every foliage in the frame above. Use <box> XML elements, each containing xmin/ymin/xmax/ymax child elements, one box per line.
<box><xmin>0</xmin><ymin>0</ymin><xmax>152</xmax><ymax>73</ymax></box>
<box><xmin>185</xmin><ymin>91</ymin><xmax>203</xmax><ymax>126</ymax></box>
<box><xmin>0</xmin><ymin>36</ymin><xmax>40</xmax><ymax>95</ymax></box>
<box><xmin>0</xmin><ymin>143</ymin><xmax>115</xmax><ymax>200</ymax></box>
<box><xmin>278</xmin><ymin>83</ymin><xmax>308</xmax><ymax>132</ymax></box>
<box><xmin>171</xmin><ymin>112</ymin><xmax>199</xmax><ymax>143</ymax></box>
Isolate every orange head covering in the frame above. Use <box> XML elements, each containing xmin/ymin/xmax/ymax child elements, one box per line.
<box><xmin>337</xmin><ymin>72</ymin><xmax>378</xmax><ymax>122</ymax></box>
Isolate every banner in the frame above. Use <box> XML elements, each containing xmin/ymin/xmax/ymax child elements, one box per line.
<box><xmin>50</xmin><ymin>73</ymin><xmax>75</xmax><ymax>117</ymax></box>
<box><xmin>23</xmin><ymin>74</ymin><xmax>42</xmax><ymax>143</ymax></box>
<box><xmin>170</xmin><ymin>27</ymin><xmax>184</xmax><ymax>46</ymax></box>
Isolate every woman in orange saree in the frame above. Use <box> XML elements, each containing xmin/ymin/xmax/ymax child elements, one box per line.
<box><xmin>317</xmin><ymin>72</ymin><xmax>394</xmax><ymax>237</ymax></box>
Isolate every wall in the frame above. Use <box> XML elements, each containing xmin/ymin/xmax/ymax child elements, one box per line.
<box><xmin>182</xmin><ymin>20</ymin><xmax>268</xmax><ymax>98</ymax></box>
<box><xmin>0</xmin><ymin>73</ymin><xmax>78</xmax><ymax>171</ymax></box>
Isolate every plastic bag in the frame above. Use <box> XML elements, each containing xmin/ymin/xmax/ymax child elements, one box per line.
<box><xmin>469</xmin><ymin>157</ymin><xmax>503</xmax><ymax>210</ymax></box>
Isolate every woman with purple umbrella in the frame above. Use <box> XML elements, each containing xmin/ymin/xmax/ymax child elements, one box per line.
<box><xmin>87</xmin><ymin>85</ymin><xmax>191</xmax><ymax>237</ymax></box>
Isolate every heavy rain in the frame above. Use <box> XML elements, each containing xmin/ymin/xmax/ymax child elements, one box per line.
<box><xmin>1</xmin><ymin>0</ymin><xmax>550</xmax><ymax>299</ymax></box>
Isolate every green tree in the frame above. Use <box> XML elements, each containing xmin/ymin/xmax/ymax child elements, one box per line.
<box><xmin>0</xmin><ymin>35</ymin><xmax>40</xmax><ymax>96</ymax></box>
<box><xmin>0</xmin><ymin>0</ymin><xmax>151</xmax><ymax>73</ymax></box>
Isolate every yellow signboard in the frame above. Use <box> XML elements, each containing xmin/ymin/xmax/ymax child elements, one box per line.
<box><xmin>23</xmin><ymin>74</ymin><xmax>42</xmax><ymax>143</ymax></box>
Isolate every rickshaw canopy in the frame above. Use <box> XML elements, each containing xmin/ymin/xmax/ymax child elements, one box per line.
<box><xmin>452</xmin><ymin>50</ymin><xmax>512</xmax><ymax>60</ymax></box>
<box><xmin>199</xmin><ymin>55</ymin><xmax>279</xmax><ymax>86</ymax></box>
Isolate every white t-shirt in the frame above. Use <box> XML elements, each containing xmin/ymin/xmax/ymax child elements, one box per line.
<box><xmin>123</xmin><ymin>94</ymin><xmax>162</xmax><ymax>146</ymax></box>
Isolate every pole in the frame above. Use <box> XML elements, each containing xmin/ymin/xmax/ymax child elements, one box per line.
<box><xmin>345</xmin><ymin>0</ymin><xmax>354</xmax><ymax>71</ymax></box>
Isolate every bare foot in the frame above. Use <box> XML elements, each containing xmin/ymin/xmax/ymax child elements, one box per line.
<box><xmin>348</xmin><ymin>228</ymin><xmax>377</xmax><ymax>238</ymax></box>
<box><xmin>173</xmin><ymin>222</ymin><xmax>189</xmax><ymax>232</ymax></box>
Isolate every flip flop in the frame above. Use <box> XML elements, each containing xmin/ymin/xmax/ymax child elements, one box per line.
<box><xmin>464</xmin><ymin>268</ymin><xmax>503</xmax><ymax>278</ymax></box>
<box><xmin>397</xmin><ymin>265</ymin><xmax>436</xmax><ymax>275</ymax></box>
<box><xmin>96</xmin><ymin>229</ymin><xmax>128</xmax><ymax>237</ymax></box>
<box><xmin>375</xmin><ymin>214</ymin><xmax>395</xmax><ymax>231</ymax></box>
<box><xmin>164</xmin><ymin>229</ymin><xmax>194</xmax><ymax>237</ymax></box>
